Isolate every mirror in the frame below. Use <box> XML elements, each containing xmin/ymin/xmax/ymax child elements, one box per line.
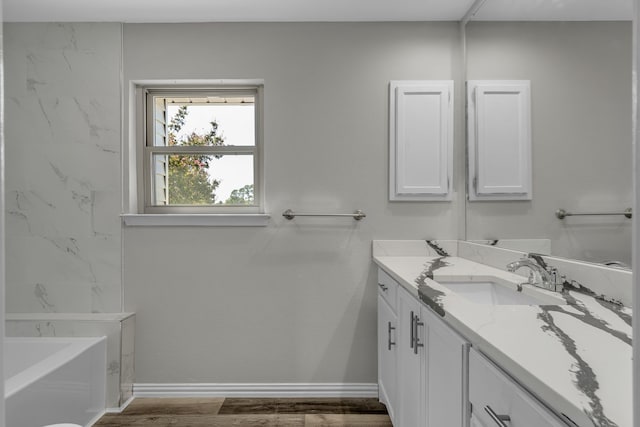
<box><xmin>463</xmin><ymin>0</ymin><xmax>633</xmax><ymax>268</ymax></box>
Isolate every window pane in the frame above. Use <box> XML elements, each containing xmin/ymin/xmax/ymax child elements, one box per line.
<box><xmin>151</xmin><ymin>154</ymin><xmax>254</xmax><ymax>206</ymax></box>
<box><xmin>160</xmin><ymin>97</ymin><xmax>255</xmax><ymax>147</ymax></box>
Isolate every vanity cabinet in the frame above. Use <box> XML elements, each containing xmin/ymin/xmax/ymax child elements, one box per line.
<box><xmin>469</xmin><ymin>348</ymin><xmax>568</xmax><ymax>427</ymax></box>
<box><xmin>377</xmin><ymin>264</ymin><xmax>601</xmax><ymax>427</ymax></box>
<box><xmin>377</xmin><ymin>270</ymin><xmax>398</xmax><ymax>422</ymax></box>
<box><xmin>378</xmin><ymin>268</ymin><xmax>469</xmax><ymax>427</ymax></box>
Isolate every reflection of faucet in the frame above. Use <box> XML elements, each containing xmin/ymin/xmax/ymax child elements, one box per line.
<box><xmin>506</xmin><ymin>256</ymin><xmax>555</xmax><ymax>291</ymax></box>
<box><xmin>600</xmin><ymin>260</ymin><xmax>631</xmax><ymax>270</ymax></box>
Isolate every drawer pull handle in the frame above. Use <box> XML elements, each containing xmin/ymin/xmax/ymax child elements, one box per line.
<box><xmin>409</xmin><ymin>311</ymin><xmax>415</xmax><ymax>349</ymax></box>
<box><xmin>378</xmin><ymin>283</ymin><xmax>388</xmax><ymax>292</ymax></box>
<box><xmin>413</xmin><ymin>315</ymin><xmax>424</xmax><ymax>355</ymax></box>
<box><xmin>484</xmin><ymin>406</ymin><xmax>511</xmax><ymax>427</ymax></box>
<box><xmin>387</xmin><ymin>322</ymin><xmax>396</xmax><ymax>350</ymax></box>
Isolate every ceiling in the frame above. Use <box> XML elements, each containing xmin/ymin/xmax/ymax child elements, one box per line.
<box><xmin>3</xmin><ymin>0</ymin><xmax>476</xmax><ymax>22</ymax></box>
<box><xmin>472</xmin><ymin>0</ymin><xmax>633</xmax><ymax>21</ymax></box>
<box><xmin>3</xmin><ymin>0</ymin><xmax>633</xmax><ymax>23</ymax></box>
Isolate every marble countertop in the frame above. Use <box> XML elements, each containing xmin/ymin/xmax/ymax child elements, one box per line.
<box><xmin>373</xmin><ymin>253</ymin><xmax>632</xmax><ymax>427</ymax></box>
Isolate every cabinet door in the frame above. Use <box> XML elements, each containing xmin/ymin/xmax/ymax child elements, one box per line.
<box><xmin>467</xmin><ymin>80</ymin><xmax>532</xmax><ymax>201</ymax></box>
<box><xmin>423</xmin><ymin>307</ymin><xmax>470</xmax><ymax>427</ymax></box>
<box><xmin>389</xmin><ymin>80</ymin><xmax>454</xmax><ymax>201</ymax></box>
<box><xmin>469</xmin><ymin>349</ymin><xmax>568</xmax><ymax>427</ymax></box>
<box><xmin>470</xmin><ymin>414</ymin><xmax>488</xmax><ymax>427</ymax></box>
<box><xmin>378</xmin><ymin>269</ymin><xmax>398</xmax><ymax>309</ymax></box>
<box><xmin>378</xmin><ymin>295</ymin><xmax>397</xmax><ymax>422</ymax></box>
<box><xmin>396</xmin><ymin>287</ymin><xmax>426</xmax><ymax>427</ymax></box>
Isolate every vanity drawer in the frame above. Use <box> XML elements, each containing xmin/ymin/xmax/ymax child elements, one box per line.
<box><xmin>469</xmin><ymin>349</ymin><xmax>568</xmax><ymax>427</ymax></box>
<box><xmin>377</xmin><ymin>269</ymin><xmax>398</xmax><ymax>309</ymax></box>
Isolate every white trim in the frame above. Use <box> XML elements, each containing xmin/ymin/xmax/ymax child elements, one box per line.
<box><xmin>87</xmin><ymin>409</ymin><xmax>107</xmax><ymax>427</ymax></box>
<box><xmin>104</xmin><ymin>395</ymin><xmax>135</xmax><ymax>414</ymax></box>
<box><xmin>133</xmin><ymin>383</ymin><xmax>379</xmax><ymax>398</ymax></box>
<box><xmin>633</xmin><ymin>2</ymin><xmax>639</xmax><ymax>427</ymax></box>
<box><xmin>6</xmin><ymin>312</ymin><xmax>135</xmax><ymax>322</ymax></box>
<box><xmin>461</xmin><ymin>0</ymin><xmax>488</xmax><ymax>26</ymax></box>
<box><xmin>126</xmin><ymin>79</ymin><xmax>266</xmax><ymax>215</ymax></box>
<box><xmin>131</xmin><ymin>79</ymin><xmax>265</xmax><ymax>87</ymax></box>
<box><xmin>122</xmin><ymin>214</ymin><xmax>270</xmax><ymax>227</ymax></box>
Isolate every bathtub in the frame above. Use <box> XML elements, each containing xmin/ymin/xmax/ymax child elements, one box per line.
<box><xmin>5</xmin><ymin>337</ymin><xmax>107</xmax><ymax>427</ymax></box>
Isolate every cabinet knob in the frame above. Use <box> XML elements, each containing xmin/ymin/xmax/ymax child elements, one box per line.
<box><xmin>484</xmin><ymin>405</ymin><xmax>511</xmax><ymax>427</ymax></box>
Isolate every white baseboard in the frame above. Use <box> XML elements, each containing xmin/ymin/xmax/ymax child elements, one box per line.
<box><xmin>133</xmin><ymin>383</ymin><xmax>379</xmax><ymax>398</ymax></box>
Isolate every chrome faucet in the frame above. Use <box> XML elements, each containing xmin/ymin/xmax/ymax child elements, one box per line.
<box><xmin>506</xmin><ymin>256</ymin><xmax>555</xmax><ymax>291</ymax></box>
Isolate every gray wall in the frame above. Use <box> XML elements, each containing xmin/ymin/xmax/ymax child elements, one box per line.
<box><xmin>0</xmin><ymin>1</ymin><xmax>6</xmax><ymax>423</ymax></box>
<box><xmin>122</xmin><ymin>22</ymin><xmax>463</xmax><ymax>383</ymax></box>
<box><xmin>4</xmin><ymin>21</ymin><xmax>630</xmax><ymax>385</ymax></box>
<box><xmin>466</xmin><ymin>22</ymin><xmax>632</xmax><ymax>265</ymax></box>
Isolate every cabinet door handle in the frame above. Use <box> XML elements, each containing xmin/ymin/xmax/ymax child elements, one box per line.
<box><xmin>387</xmin><ymin>322</ymin><xmax>396</xmax><ymax>350</ymax></box>
<box><xmin>413</xmin><ymin>314</ymin><xmax>424</xmax><ymax>355</ymax></box>
<box><xmin>378</xmin><ymin>283</ymin><xmax>388</xmax><ymax>292</ymax></box>
<box><xmin>484</xmin><ymin>405</ymin><xmax>511</xmax><ymax>427</ymax></box>
<box><xmin>409</xmin><ymin>311</ymin><xmax>415</xmax><ymax>349</ymax></box>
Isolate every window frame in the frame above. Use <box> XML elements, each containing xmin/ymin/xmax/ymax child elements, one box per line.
<box><xmin>141</xmin><ymin>85</ymin><xmax>264</xmax><ymax>214</ymax></box>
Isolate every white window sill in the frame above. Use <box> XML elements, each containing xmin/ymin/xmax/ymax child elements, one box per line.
<box><xmin>121</xmin><ymin>214</ymin><xmax>270</xmax><ymax>227</ymax></box>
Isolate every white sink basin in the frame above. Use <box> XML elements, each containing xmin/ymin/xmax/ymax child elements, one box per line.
<box><xmin>436</xmin><ymin>278</ymin><xmax>565</xmax><ymax>306</ymax></box>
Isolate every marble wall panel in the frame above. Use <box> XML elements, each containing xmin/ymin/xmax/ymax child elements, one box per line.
<box><xmin>4</xmin><ymin>23</ymin><xmax>123</xmax><ymax>313</ymax></box>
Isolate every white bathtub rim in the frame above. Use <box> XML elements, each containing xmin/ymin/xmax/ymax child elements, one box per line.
<box><xmin>5</xmin><ymin>336</ymin><xmax>107</xmax><ymax>398</ymax></box>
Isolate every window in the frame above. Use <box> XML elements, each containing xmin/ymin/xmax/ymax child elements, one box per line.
<box><xmin>143</xmin><ymin>86</ymin><xmax>263</xmax><ymax>214</ymax></box>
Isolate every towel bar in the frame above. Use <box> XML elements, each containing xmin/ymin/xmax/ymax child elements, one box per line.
<box><xmin>282</xmin><ymin>209</ymin><xmax>366</xmax><ymax>221</ymax></box>
<box><xmin>555</xmin><ymin>208</ymin><xmax>632</xmax><ymax>219</ymax></box>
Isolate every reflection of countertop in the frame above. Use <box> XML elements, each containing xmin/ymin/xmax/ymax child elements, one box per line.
<box><xmin>373</xmin><ymin>254</ymin><xmax>632</xmax><ymax>427</ymax></box>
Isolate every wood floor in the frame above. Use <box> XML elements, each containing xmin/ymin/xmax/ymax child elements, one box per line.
<box><xmin>94</xmin><ymin>398</ymin><xmax>392</xmax><ymax>426</ymax></box>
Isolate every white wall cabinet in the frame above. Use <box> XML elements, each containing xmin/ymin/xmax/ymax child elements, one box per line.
<box><xmin>389</xmin><ymin>81</ymin><xmax>454</xmax><ymax>201</ymax></box>
<box><xmin>467</xmin><ymin>80</ymin><xmax>532</xmax><ymax>201</ymax></box>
